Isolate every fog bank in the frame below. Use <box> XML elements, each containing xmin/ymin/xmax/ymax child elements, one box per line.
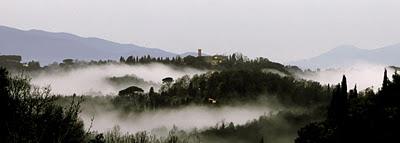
<box><xmin>31</xmin><ymin>63</ymin><xmax>206</xmax><ymax>95</ymax></box>
<box><xmin>81</xmin><ymin>105</ymin><xmax>273</xmax><ymax>134</ymax></box>
<box><xmin>298</xmin><ymin>63</ymin><xmax>396</xmax><ymax>90</ymax></box>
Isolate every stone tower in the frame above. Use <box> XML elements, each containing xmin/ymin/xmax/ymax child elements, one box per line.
<box><xmin>198</xmin><ymin>49</ymin><xmax>202</xmax><ymax>57</ymax></box>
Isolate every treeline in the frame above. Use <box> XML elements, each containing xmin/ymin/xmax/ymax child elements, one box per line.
<box><xmin>89</xmin><ymin>126</ymin><xmax>197</xmax><ymax>143</ymax></box>
<box><xmin>57</xmin><ymin>53</ymin><xmax>291</xmax><ymax>75</ymax></box>
<box><xmin>119</xmin><ymin>53</ymin><xmax>289</xmax><ymax>74</ymax></box>
<box><xmin>0</xmin><ymin>53</ymin><xmax>291</xmax><ymax>75</ymax></box>
<box><xmin>296</xmin><ymin>70</ymin><xmax>400</xmax><ymax>143</ymax></box>
<box><xmin>111</xmin><ymin>69</ymin><xmax>331</xmax><ymax>113</ymax></box>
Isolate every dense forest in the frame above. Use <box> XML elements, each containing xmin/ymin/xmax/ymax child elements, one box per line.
<box><xmin>1</xmin><ymin>54</ymin><xmax>400</xmax><ymax>143</ymax></box>
<box><xmin>296</xmin><ymin>70</ymin><xmax>400</xmax><ymax>143</ymax></box>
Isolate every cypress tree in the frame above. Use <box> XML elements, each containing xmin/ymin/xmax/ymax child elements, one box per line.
<box><xmin>349</xmin><ymin>85</ymin><xmax>358</xmax><ymax>100</ymax></box>
<box><xmin>383</xmin><ymin>69</ymin><xmax>389</xmax><ymax>90</ymax></box>
<box><xmin>341</xmin><ymin>75</ymin><xmax>347</xmax><ymax>96</ymax></box>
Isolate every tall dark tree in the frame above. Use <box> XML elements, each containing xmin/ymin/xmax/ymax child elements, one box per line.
<box><xmin>119</xmin><ymin>56</ymin><xmax>126</xmax><ymax>63</ymax></box>
<box><xmin>382</xmin><ymin>69</ymin><xmax>390</xmax><ymax>88</ymax></box>
<box><xmin>341</xmin><ymin>75</ymin><xmax>347</xmax><ymax>96</ymax></box>
<box><xmin>149</xmin><ymin>87</ymin><xmax>155</xmax><ymax>95</ymax></box>
<box><xmin>328</xmin><ymin>75</ymin><xmax>348</xmax><ymax>125</ymax></box>
<box><xmin>383</xmin><ymin>69</ymin><xmax>390</xmax><ymax>90</ymax></box>
<box><xmin>349</xmin><ymin>85</ymin><xmax>358</xmax><ymax>100</ymax></box>
<box><xmin>259</xmin><ymin>137</ymin><xmax>264</xmax><ymax>143</ymax></box>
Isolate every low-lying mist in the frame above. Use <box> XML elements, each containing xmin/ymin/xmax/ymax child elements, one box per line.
<box><xmin>30</xmin><ymin>63</ymin><xmax>206</xmax><ymax>95</ymax></box>
<box><xmin>298</xmin><ymin>63</ymin><xmax>396</xmax><ymax>90</ymax></box>
<box><xmin>80</xmin><ymin>104</ymin><xmax>275</xmax><ymax>135</ymax></box>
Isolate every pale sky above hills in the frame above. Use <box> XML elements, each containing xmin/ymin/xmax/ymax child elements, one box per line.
<box><xmin>1</xmin><ymin>0</ymin><xmax>400</xmax><ymax>63</ymax></box>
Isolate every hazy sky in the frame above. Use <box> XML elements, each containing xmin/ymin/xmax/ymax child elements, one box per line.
<box><xmin>1</xmin><ymin>0</ymin><xmax>400</xmax><ymax>62</ymax></box>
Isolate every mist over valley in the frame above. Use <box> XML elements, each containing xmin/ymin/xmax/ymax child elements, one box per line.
<box><xmin>2</xmin><ymin>1</ymin><xmax>400</xmax><ymax>142</ymax></box>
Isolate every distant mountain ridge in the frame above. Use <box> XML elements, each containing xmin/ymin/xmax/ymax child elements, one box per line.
<box><xmin>291</xmin><ymin>44</ymin><xmax>400</xmax><ymax>69</ymax></box>
<box><xmin>0</xmin><ymin>26</ymin><xmax>178</xmax><ymax>64</ymax></box>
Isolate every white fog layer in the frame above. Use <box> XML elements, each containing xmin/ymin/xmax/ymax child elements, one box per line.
<box><xmin>80</xmin><ymin>105</ymin><xmax>274</xmax><ymax>134</ymax></box>
<box><xmin>30</xmin><ymin>63</ymin><xmax>206</xmax><ymax>95</ymax></box>
<box><xmin>298</xmin><ymin>63</ymin><xmax>396</xmax><ymax>90</ymax></box>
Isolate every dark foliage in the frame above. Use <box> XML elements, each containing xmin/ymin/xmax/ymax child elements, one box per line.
<box><xmin>0</xmin><ymin>55</ymin><xmax>41</xmax><ymax>72</ymax></box>
<box><xmin>119</xmin><ymin>53</ymin><xmax>290</xmax><ymax>74</ymax></box>
<box><xmin>296</xmin><ymin>70</ymin><xmax>400</xmax><ymax>143</ymax></box>
<box><xmin>107</xmin><ymin>75</ymin><xmax>153</xmax><ymax>87</ymax></box>
<box><xmin>200</xmin><ymin>111</ymin><xmax>322</xmax><ymax>143</ymax></box>
<box><xmin>110</xmin><ymin>69</ymin><xmax>331</xmax><ymax>112</ymax></box>
<box><xmin>0</xmin><ymin>67</ymin><xmax>87</xmax><ymax>143</ymax></box>
<box><xmin>119</xmin><ymin>86</ymin><xmax>144</xmax><ymax>95</ymax></box>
